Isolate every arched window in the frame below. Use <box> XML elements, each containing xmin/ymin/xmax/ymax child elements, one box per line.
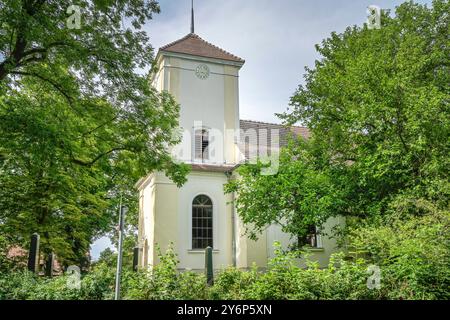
<box><xmin>192</xmin><ymin>195</ymin><xmax>213</xmax><ymax>249</ymax></box>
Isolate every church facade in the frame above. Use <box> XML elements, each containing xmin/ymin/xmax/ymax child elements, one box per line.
<box><xmin>136</xmin><ymin>31</ymin><xmax>344</xmax><ymax>270</ymax></box>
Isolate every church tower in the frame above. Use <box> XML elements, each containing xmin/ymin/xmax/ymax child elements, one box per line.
<box><xmin>136</xmin><ymin>6</ymin><xmax>246</xmax><ymax>270</ymax></box>
<box><xmin>151</xmin><ymin>32</ymin><xmax>245</xmax><ymax>165</ymax></box>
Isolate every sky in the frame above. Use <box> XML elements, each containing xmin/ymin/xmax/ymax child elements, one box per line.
<box><xmin>90</xmin><ymin>0</ymin><xmax>433</xmax><ymax>260</ymax></box>
<box><xmin>144</xmin><ymin>0</ymin><xmax>433</xmax><ymax>124</ymax></box>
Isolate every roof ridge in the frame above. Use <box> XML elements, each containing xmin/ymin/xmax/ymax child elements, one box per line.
<box><xmin>240</xmin><ymin>119</ymin><xmax>307</xmax><ymax>129</ymax></box>
<box><xmin>159</xmin><ymin>33</ymin><xmax>244</xmax><ymax>63</ymax></box>
<box><xmin>193</xmin><ymin>34</ymin><xmax>244</xmax><ymax>62</ymax></box>
<box><xmin>159</xmin><ymin>33</ymin><xmax>195</xmax><ymax>51</ymax></box>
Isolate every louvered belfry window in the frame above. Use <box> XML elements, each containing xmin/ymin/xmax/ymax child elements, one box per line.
<box><xmin>192</xmin><ymin>195</ymin><xmax>213</xmax><ymax>249</ymax></box>
<box><xmin>194</xmin><ymin>129</ymin><xmax>209</xmax><ymax>161</ymax></box>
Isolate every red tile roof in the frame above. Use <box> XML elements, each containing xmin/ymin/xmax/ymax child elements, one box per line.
<box><xmin>159</xmin><ymin>33</ymin><xmax>245</xmax><ymax>63</ymax></box>
<box><xmin>240</xmin><ymin>119</ymin><xmax>310</xmax><ymax>143</ymax></box>
<box><xmin>239</xmin><ymin>120</ymin><xmax>310</xmax><ymax>160</ymax></box>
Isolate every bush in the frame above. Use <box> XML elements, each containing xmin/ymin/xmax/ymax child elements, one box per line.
<box><xmin>1</xmin><ymin>210</ymin><xmax>448</xmax><ymax>300</ymax></box>
<box><xmin>347</xmin><ymin>203</ymin><xmax>450</xmax><ymax>300</ymax></box>
<box><xmin>80</xmin><ymin>262</ymin><xmax>116</xmax><ymax>300</ymax></box>
<box><xmin>0</xmin><ymin>270</ymin><xmax>38</xmax><ymax>300</ymax></box>
<box><xmin>209</xmin><ymin>265</ymin><xmax>259</xmax><ymax>300</ymax></box>
<box><xmin>209</xmin><ymin>207</ymin><xmax>449</xmax><ymax>300</ymax></box>
<box><xmin>0</xmin><ymin>267</ymin><xmax>115</xmax><ymax>300</ymax></box>
<box><xmin>123</xmin><ymin>245</ymin><xmax>208</xmax><ymax>300</ymax></box>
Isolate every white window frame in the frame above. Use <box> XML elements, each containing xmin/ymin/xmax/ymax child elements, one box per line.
<box><xmin>188</xmin><ymin>192</ymin><xmax>218</xmax><ymax>251</ymax></box>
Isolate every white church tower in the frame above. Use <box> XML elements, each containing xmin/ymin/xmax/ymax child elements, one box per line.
<box><xmin>136</xmin><ymin>6</ymin><xmax>246</xmax><ymax>270</ymax></box>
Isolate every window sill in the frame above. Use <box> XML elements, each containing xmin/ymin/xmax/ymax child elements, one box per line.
<box><xmin>305</xmin><ymin>247</ymin><xmax>325</xmax><ymax>252</ymax></box>
<box><xmin>188</xmin><ymin>249</ymin><xmax>219</xmax><ymax>254</ymax></box>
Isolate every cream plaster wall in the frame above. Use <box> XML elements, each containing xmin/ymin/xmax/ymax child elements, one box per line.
<box><xmin>178</xmin><ymin>172</ymin><xmax>233</xmax><ymax>270</ymax></box>
<box><xmin>152</xmin><ymin>176</ymin><xmax>179</xmax><ymax>266</ymax></box>
<box><xmin>141</xmin><ymin>171</ymin><xmax>234</xmax><ymax>270</ymax></box>
<box><xmin>160</xmin><ymin>55</ymin><xmax>241</xmax><ymax>165</ymax></box>
<box><xmin>246</xmin><ymin>232</ymin><xmax>269</xmax><ymax>268</ymax></box>
<box><xmin>139</xmin><ymin>174</ymin><xmax>156</xmax><ymax>267</ymax></box>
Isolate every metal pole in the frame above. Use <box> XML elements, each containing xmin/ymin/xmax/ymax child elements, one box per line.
<box><xmin>205</xmin><ymin>246</ymin><xmax>214</xmax><ymax>286</ymax></box>
<box><xmin>114</xmin><ymin>197</ymin><xmax>127</xmax><ymax>300</ymax></box>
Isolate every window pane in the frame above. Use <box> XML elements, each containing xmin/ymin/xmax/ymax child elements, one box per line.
<box><xmin>192</xmin><ymin>195</ymin><xmax>213</xmax><ymax>249</ymax></box>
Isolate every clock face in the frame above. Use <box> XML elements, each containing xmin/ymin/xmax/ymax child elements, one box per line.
<box><xmin>195</xmin><ymin>64</ymin><xmax>210</xmax><ymax>80</ymax></box>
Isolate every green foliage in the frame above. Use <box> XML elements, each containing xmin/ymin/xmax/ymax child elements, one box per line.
<box><xmin>208</xmin><ymin>265</ymin><xmax>259</xmax><ymax>300</ymax></box>
<box><xmin>123</xmin><ymin>245</ymin><xmax>208</xmax><ymax>300</ymax></box>
<box><xmin>95</xmin><ymin>234</ymin><xmax>138</xmax><ymax>272</ymax></box>
<box><xmin>0</xmin><ymin>0</ymin><xmax>448</xmax><ymax>301</ymax></box>
<box><xmin>227</xmin><ymin>0</ymin><xmax>449</xmax><ymax>244</ymax></box>
<box><xmin>347</xmin><ymin>202</ymin><xmax>450</xmax><ymax>299</ymax></box>
<box><xmin>212</xmin><ymin>206</ymin><xmax>449</xmax><ymax>300</ymax></box>
<box><xmin>0</xmin><ymin>0</ymin><xmax>189</xmax><ymax>266</ymax></box>
<box><xmin>0</xmin><ymin>234</ymin><xmax>12</xmax><ymax>272</ymax></box>
<box><xmin>280</xmin><ymin>0</ymin><xmax>449</xmax><ymax>217</ymax></box>
<box><xmin>0</xmin><ymin>245</ymin><xmax>207</xmax><ymax>300</ymax></box>
<box><xmin>226</xmin><ymin>138</ymin><xmax>345</xmax><ymax>240</ymax></box>
<box><xmin>1</xmin><ymin>212</ymin><xmax>448</xmax><ymax>300</ymax></box>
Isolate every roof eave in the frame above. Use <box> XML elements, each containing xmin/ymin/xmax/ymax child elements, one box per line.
<box><xmin>156</xmin><ymin>49</ymin><xmax>245</xmax><ymax>68</ymax></box>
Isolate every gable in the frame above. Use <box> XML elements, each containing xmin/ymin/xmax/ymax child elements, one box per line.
<box><xmin>158</xmin><ymin>33</ymin><xmax>245</xmax><ymax>64</ymax></box>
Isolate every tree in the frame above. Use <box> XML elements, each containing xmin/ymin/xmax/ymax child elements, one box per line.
<box><xmin>228</xmin><ymin>0</ymin><xmax>449</xmax><ymax>239</ymax></box>
<box><xmin>94</xmin><ymin>234</ymin><xmax>137</xmax><ymax>271</ymax></box>
<box><xmin>226</xmin><ymin>138</ymin><xmax>344</xmax><ymax>240</ymax></box>
<box><xmin>0</xmin><ymin>1</ymin><xmax>189</xmax><ymax>267</ymax></box>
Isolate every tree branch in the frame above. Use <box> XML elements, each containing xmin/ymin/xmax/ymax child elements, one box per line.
<box><xmin>71</xmin><ymin>147</ymin><xmax>127</xmax><ymax>167</ymax></box>
<box><xmin>80</xmin><ymin>115</ymin><xmax>119</xmax><ymax>138</ymax></box>
<box><xmin>10</xmin><ymin>71</ymin><xmax>73</xmax><ymax>103</ymax></box>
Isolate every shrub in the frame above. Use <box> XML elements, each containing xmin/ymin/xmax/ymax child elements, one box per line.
<box><xmin>209</xmin><ymin>265</ymin><xmax>259</xmax><ymax>300</ymax></box>
<box><xmin>0</xmin><ymin>270</ymin><xmax>38</xmax><ymax>300</ymax></box>
<box><xmin>80</xmin><ymin>262</ymin><xmax>116</xmax><ymax>300</ymax></box>
<box><xmin>122</xmin><ymin>245</ymin><xmax>208</xmax><ymax>300</ymax></box>
<box><xmin>347</xmin><ymin>204</ymin><xmax>450</xmax><ymax>300</ymax></box>
<box><xmin>0</xmin><ymin>210</ymin><xmax>448</xmax><ymax>300</ymax></box>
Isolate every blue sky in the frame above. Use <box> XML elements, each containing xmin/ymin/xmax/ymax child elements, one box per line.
<box><xmin>90</xmin><ymin>0</ymin><xmax>433</xmax><ymax>260</ymax></box>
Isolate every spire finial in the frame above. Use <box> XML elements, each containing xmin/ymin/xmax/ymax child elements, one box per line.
<box><xmin>190</xmin><ymin>0</ymin><xmax>195</xmax><ymax>34</ymax></box>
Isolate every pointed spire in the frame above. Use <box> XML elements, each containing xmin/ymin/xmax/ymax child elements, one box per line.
<box><xmin>190</xmin><ymin>0</ymin><xmax>195</xmax><ymax>34</ymax></box>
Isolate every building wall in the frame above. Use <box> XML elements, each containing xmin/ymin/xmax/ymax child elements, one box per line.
<box><xmin>158</xmin><ymin>55</ymin><xmax>240</xmax><ymax>165</ymax></box>
<box><xmin>140</xmin><ymin>170</ymin><xmax>234</xmax><ymax>270</ymax></box>
<box><xmin>139</xmin><ymin>174</ymin><xmax>156</xmax><ymax>267</ymax></box>
<box><xmin>177</xmin><ymin>171</ymin><xmax>233</xmax><ymax>270</ymax></box>
<box><xmin>139</xmin><ymin>53</ymin><xmax>243</xmax><ymax>270</ymax></box>
<box><xmin>140</xmin><ymin>52</ymin><xmax>344</xmax><ymax>270</ymax></box>
<box><xmin>153</xmin><ymin>173</ymin><xmax>179</xmax><ymax>266</ymax></box>
<box><xmin>246</xmin><ymin>232</ymin><xmax>268</xmax><ymax>268</ymax></box>
<box><xmin>140</xmin><ymin>169</ymin><xmax>345</xmax><ymax>270</ymax></box>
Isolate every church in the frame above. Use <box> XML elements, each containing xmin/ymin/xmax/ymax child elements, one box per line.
<box><xmin>136</xmin><ymin>10</ymin><xmax>344</xmax><ymax>270</ymax></box>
